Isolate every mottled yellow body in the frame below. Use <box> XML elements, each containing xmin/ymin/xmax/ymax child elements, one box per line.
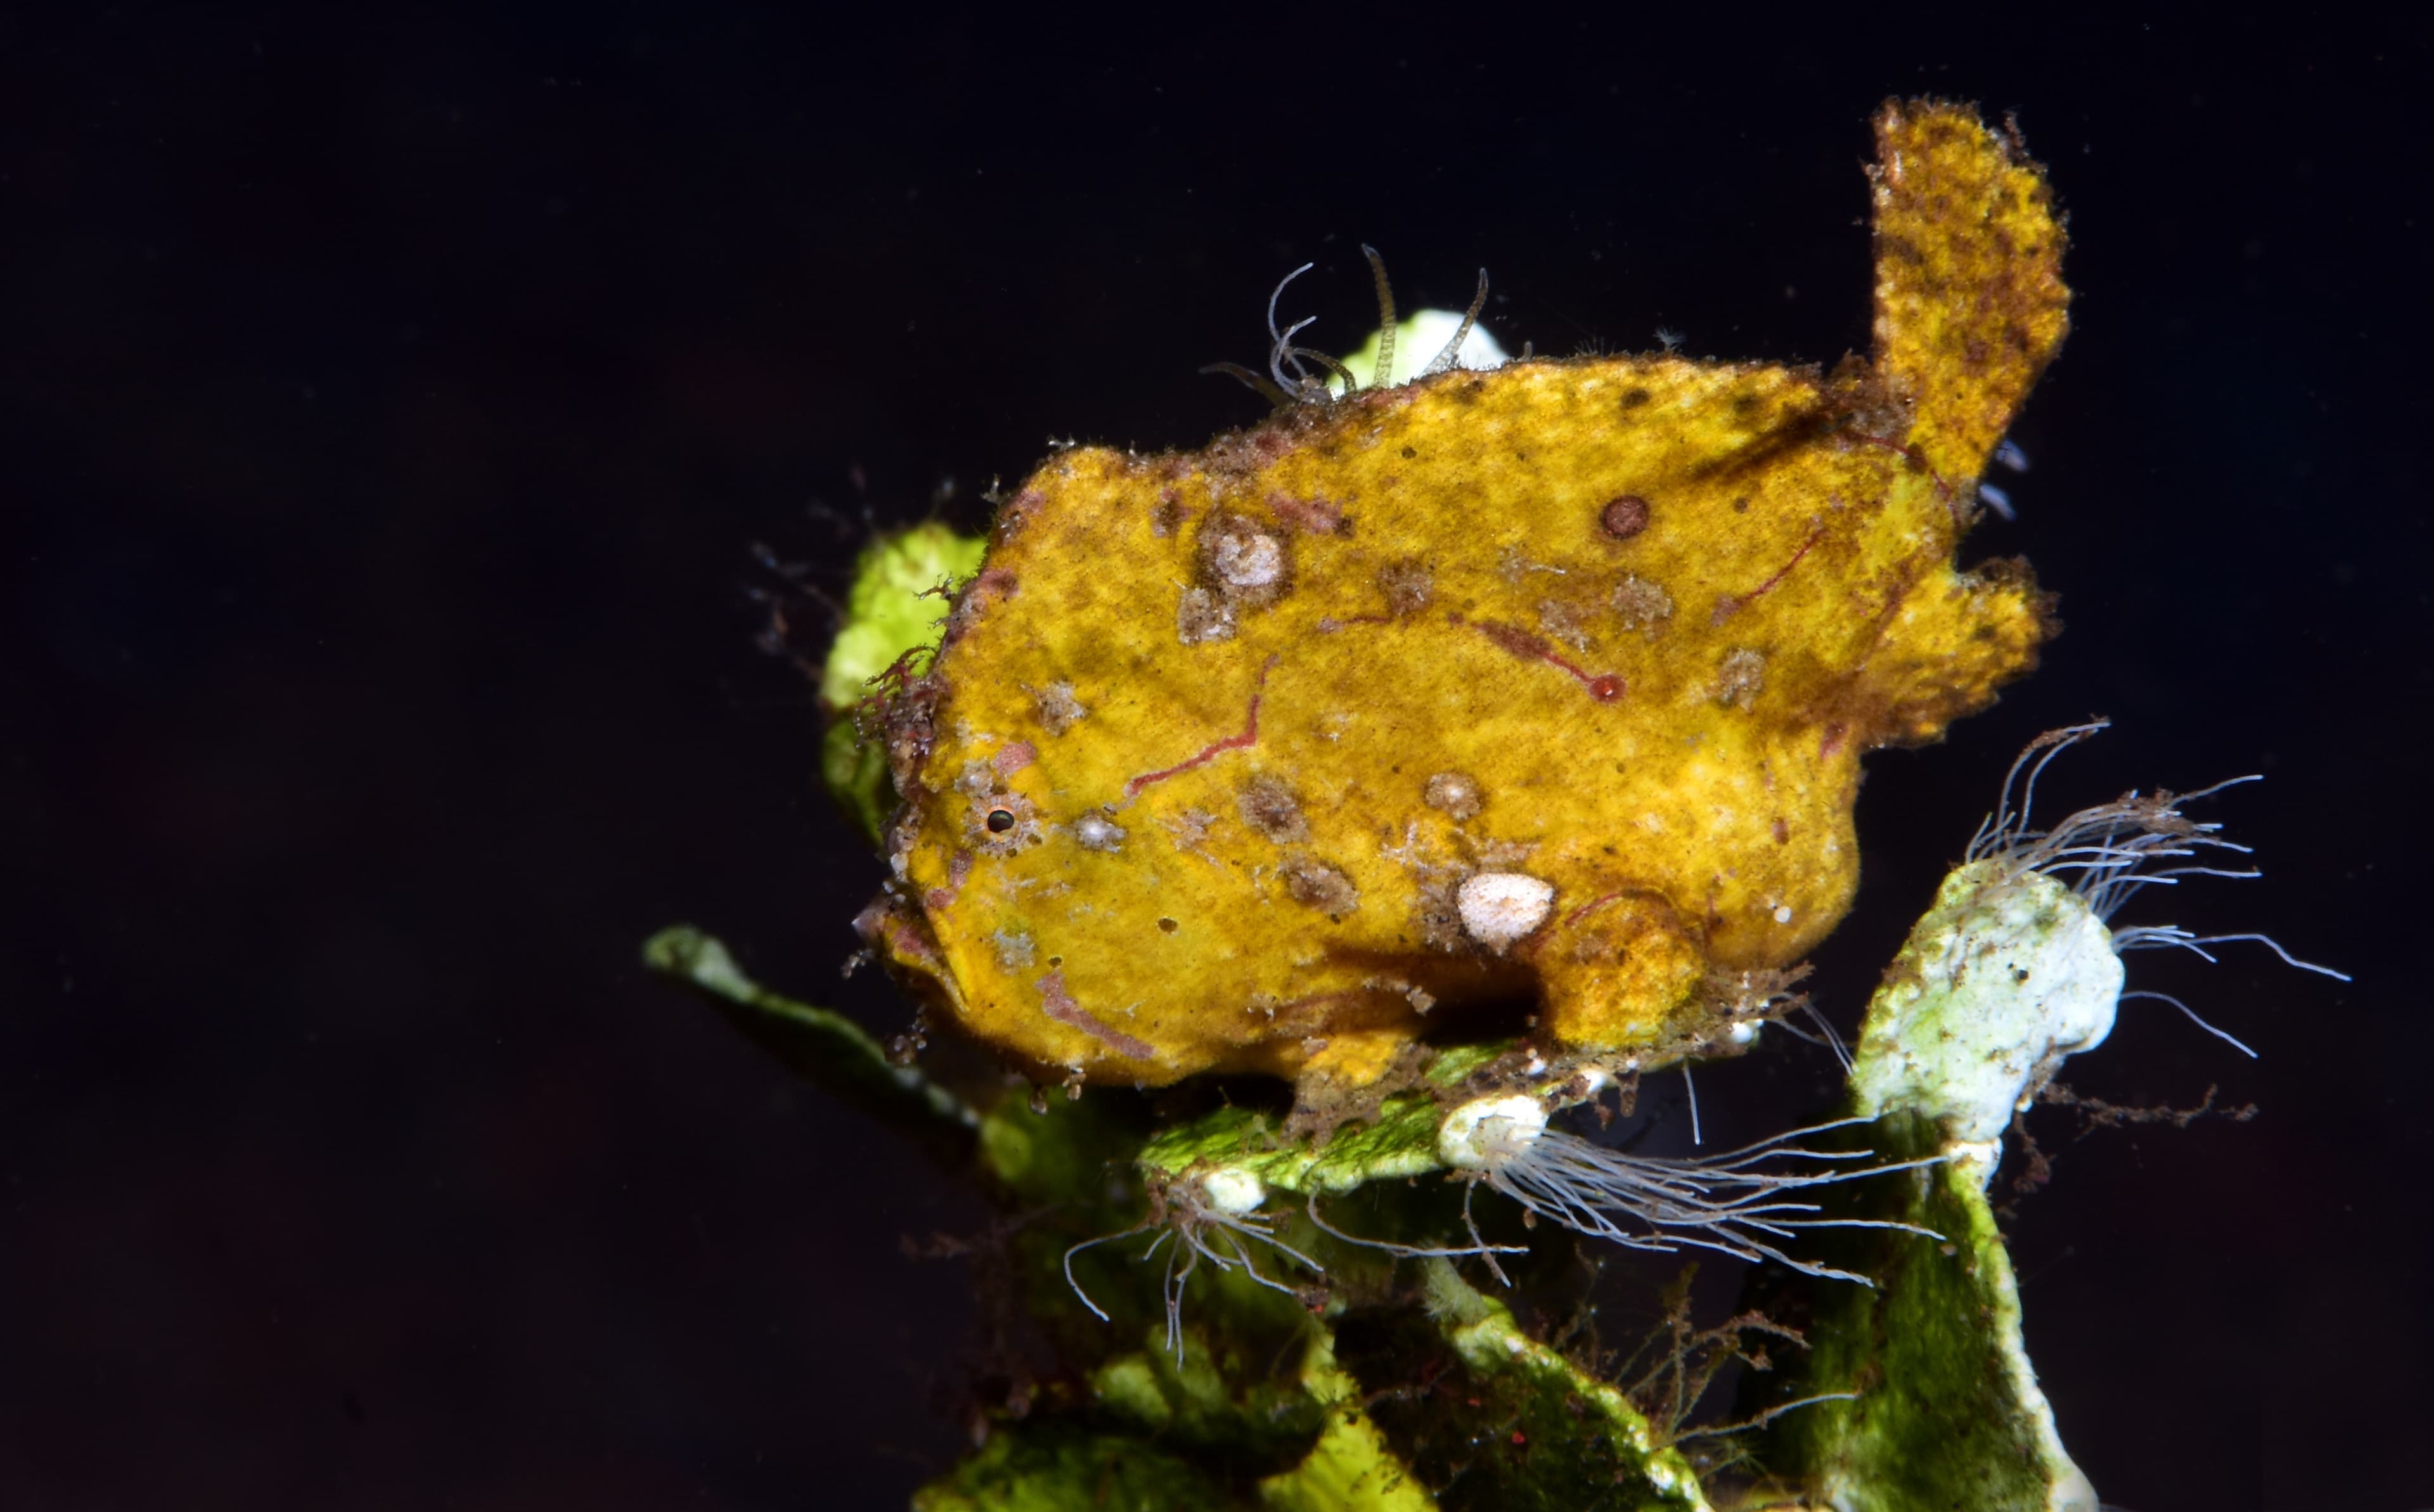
<box><xmin>859</xmin><ymin>101</ymin><xmax>2068</xmax><ymax>1093</ymax></box>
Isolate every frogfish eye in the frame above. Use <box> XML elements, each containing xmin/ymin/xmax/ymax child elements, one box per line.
<box><xmin>985</xmin><ymin>807</ymin><xmax>1017</xmax><ymax>834</ymax></box>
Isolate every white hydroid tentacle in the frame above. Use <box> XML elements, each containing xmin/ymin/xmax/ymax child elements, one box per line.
<box><xmin>1436</xmin><ymin>1099</ymin><xmax>1938</xmax><ymax>1284</ymax></box>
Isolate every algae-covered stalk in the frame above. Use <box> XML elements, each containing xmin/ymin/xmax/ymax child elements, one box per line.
<box><xmin>1752</xmin><ymin>726</ymin><xmax>2345</xmax><ymax>1511</ymax></box>
<box><xmin>1850</xmin><ymin>721</ymin><xmax>2346</xmax><ymax>1167</ymax></box>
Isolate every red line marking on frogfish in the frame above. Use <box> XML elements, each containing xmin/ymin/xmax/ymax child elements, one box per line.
<box><xmin>1850</xmin><ymin>433</ymin><xmax>1959</xmax><ymax>520</ymax></box>
<box><xmin>1711</xmin><ymin>525</ymin><xmax>1827</xmax><ymax>626</ymax></box>
<box><xmin>1561</xmin><ymin>892</ymin><xmax>1626</xmax><ymax>930</ymax></box>
<box><xmin>1038</xmin><ymin>970</ymin><xmax>1156</xmax><ymax>1061</ymax></box>
<box><xmin>1450</xmin><ymin>615</ymin><xmax>1623</xmax><ymax>702</ymax></box>
<box><xmin>1124</xmin><ymin>655</ymin><xmax>1280</xmax><ymax>796</ymax></box>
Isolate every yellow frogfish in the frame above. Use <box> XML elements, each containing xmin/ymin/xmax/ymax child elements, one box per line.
<box><xmin>854</xmin><ymin>99</ymin><xmax>2070</xmax><ymax>1098</ymax></box>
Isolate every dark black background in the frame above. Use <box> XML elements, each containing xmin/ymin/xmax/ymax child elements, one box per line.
<box><xmin>5</xmin><ymin>8</ymin><xmax>2426</xmax><ymax>1509</ymax></box>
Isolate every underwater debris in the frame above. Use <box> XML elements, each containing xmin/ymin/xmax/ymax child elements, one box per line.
<box><xmin>855</xmin><ymin>99</ymin><xmax>2070</xmax><ymax>1101</ymax></box>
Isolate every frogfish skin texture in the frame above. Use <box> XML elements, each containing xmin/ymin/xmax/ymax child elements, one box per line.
<box><xmin>856</xmin><ymin>99</ymin><xmax>2070</xmax><ymax>1096</ymax></box>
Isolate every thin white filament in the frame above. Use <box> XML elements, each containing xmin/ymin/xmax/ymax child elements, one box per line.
<box><xmin>1968</xmin><ymin>720</ymin><xmax>2108</xmax><ymax>863</ymax></box>
<box><xmin>2119</xmin><ymin>990</ymin><xmax>2257</xmax><ymax>1059</ymax></box>
<box><xmin>1768</xmin><ymin>1002</ymin><xmax>1855</xmax><ymax>1074</ymax></box>
<box><xmin>1672</xmin><ymin>1390</ymin><xmax>1864</xmax><ymax>1442</ymax></box>
<box><xmin>1962</xmin><ymin>725</ymin><xmax>2343</xmax><ymax>1071</ymax></box>
<box><xmin>1264</xmin><ymin>263</ymin><xmax>1317</xmax><ymax>398</ymax></box>
<box><xmin>1302</xmin><ymin>1192</ymin><xmax>1528</xmax><ymax>1262</ymax></box>
<box><xmin>1804</xmin><ymin>1001</ymin><xmax>1855</xmax><ymax>1074</ymax></box>
<box><xmin>1063</xmin><ymin>1198</ymin><xmax>1324</xmax><ymax>1361</ymax></box>
<box><xmin>1476</xmin><ymin>1117</ymin><xmax>1943</xmax><ymax>1286</ymax></box>
<box><xmin>2112</xmin><ymin>928</ymin><xmax>2350</xmax><ymax>982</ymax></box>
<box><xmin>1965</xmin><ymin>724</ymin><xmax>2277</xmax><ymax>923</ymax></box>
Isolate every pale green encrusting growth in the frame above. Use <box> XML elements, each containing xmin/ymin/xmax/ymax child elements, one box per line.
<box><xmin>816</xmin><ymin>520</ymin><xmax>989</xmax><ymax>710</ymax></box>
<box><xmin>1763</xmin><ymin>850</ymin><xmax>2109</xmax><ymax>1511</ymax></box>
<box><xmin>1256</xmin><ymin>1402</ymin><xmax>1439</xmax><ymax>1512</ymax></box>
<box><xmin>817</xmin><ymin>522</ymin><xmax>989</xmax><ymax>847</ymax></box>
<box><xmin>1764</xmin><ymin>1115</ymin><xmax>2102</xmax><ymax>1512</ymax></box>
<box><xmin>1850</xmin><ymin>721</ymin><xmax>2347</xmax><ymax>1183</ymax></box>
<box><xmin>1761</xmin><ymin>727</ymin><xmax>2339</xmax><ymax>1511</ymax></box>
<box><xmin>1849</xmin><ymin>861</ymin><xmax>2123</xmax><ymax>1174</ymax></box>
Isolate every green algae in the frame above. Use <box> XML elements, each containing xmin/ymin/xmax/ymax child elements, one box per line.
<box><xmin>819</xmin><ymin>520</ymin><xmax>988</xmax><ymax>711</ymax></box>
<box><xmin>910</xmin><ymin>1425</ymin><xmax>1240</xmax><ymax>1512</ymax></box>
<box><xmin>816</xmin><ymin>520</ymin><xmax>988</xmax><ymax>846</ymax></box>
<box><xmin>642</xmin><ymin>925</ymin><xmax>974</xmax><ymax>1162</ymax></box>
<box><xmin>1757</xmin><ymin>1112</ymin><xmax>2089</xmax><ymax>1512</ymax></box>
<box><xmin>1746</xmin><ymin>862</ymin><xmax>2109</xmax><ymax>1511</ymax></box>
<box><xmin>1135</xmin><ymin>1045</ymin><xmax>1510</xmax><ymax>1196</ymax></box>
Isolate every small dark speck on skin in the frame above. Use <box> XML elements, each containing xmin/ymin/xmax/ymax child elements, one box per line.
<box><xmin>1600</xmin><ymin>495</ymin><xmax>1651</xmax><ymax>539</ymax></box>
<box><xmin>1400</xmin><ymin>445</ymin><xmax>1418</xmax><ymax>459</ymax></box>
<box><xmin>1157</xmin><ymin>918</ymin><xmax>1178</xmax><ymax>933</ymax></box>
